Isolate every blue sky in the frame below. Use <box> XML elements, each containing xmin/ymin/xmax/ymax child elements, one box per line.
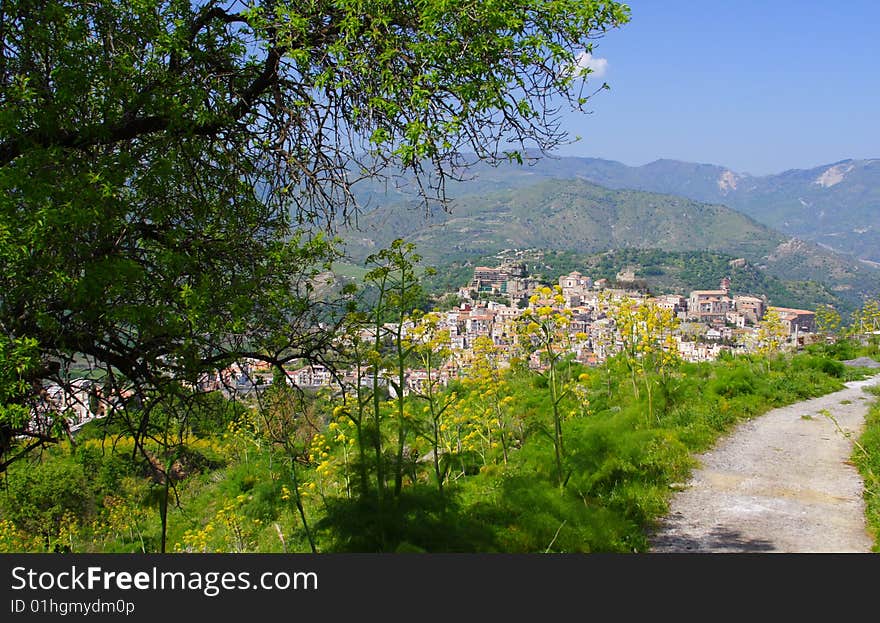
<box><xmin>554</xmin><ymin>0</ymin><xmax>880</xmax><ymax>176</ymax></box>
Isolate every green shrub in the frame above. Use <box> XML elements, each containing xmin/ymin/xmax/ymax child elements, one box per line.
<box><xmin>855</xmin><ymin>397</ymin><xmax>880</xmax><ymax>551</ymax></box>
<box><xmin>707</xmin><ymin>366</ymin><xmax>756</xmax><ymax>398</ymax></box>
<box><xmin>0</xmin><ymin>460</ymin><xmax>91</xmax><ymax>545</ymax></box>
<box><xmin>792</xmin><ymin>354</ymin><xmax>845</xmax><ymax>378</ymax></box>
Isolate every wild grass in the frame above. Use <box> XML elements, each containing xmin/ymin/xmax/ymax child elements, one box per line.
<box><xmin>0</xmin><ymin>350</ymin><xmax>872</xmax><ymax>553</ymax></box>
<box><xmin>854</xmin><ymin>385</ymin><xmax>880</xmax><ymax>552</ymax></box>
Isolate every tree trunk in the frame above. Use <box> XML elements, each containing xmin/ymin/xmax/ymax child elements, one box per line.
<box><xmin>289</xmin><ymin>454</ymin><xmax>317</xmax><ymax>553</ymax></box>
<box><xmin>159</xmin><ymin>476</ymin><xmax>170</xmax><ymax>553</ymax></box>
<box><xmin>394</xmin><ymin>347</ymin><xmax>406</xmax><ymax>497</ymax></box>
<box><xmin>371</xmin><ymin>374</ymin><xmax>385</xmax><ymax>504</ymax></box>
<box><xmin>548</xmin><ymin>360</ymin><xmax>564</xmax><ymax>488</ymax></box>
<box><xmin>432</xmin><ymin>416</ymin><xmax>444</xmax><ymax>496</ymax></box>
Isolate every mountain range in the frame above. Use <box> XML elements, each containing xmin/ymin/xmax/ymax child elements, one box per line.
<box><xmin>336</xmin><ymin>155</ymin><xmax>880</xmax><ymax>313</ymax></box>
<box><xmin>420</xmin><ymin>155</ymin><xmax>880</xmax><ymax>264</ymax></box>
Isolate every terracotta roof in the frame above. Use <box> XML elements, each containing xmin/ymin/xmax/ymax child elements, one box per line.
<box><xmin>768</xmin><ymin>306</ymin><xmax>815</xmax><ymax>315</ymax></box>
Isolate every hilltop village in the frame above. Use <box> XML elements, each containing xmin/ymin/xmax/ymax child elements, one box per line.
<box><xmin>41</xmin><ymin>256</ymin><xmax>819</xmax><ymax>430</ymax></box>
<box><xmin>229</xmin><ymin>257</ymin><xmax>817</xmax><ymax>397</ymax></box>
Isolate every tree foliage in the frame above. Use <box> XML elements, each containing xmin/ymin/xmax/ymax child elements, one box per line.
<box><xmin>815</xmin><ymin>304</ymin><xmax>842</xmax><ymax>338</ymax></box>
<box><xmin>0</xmin><ymin>0</ymin><xmax>629</xmax><ymax>478</ymax></box>
<box><xmin>743</xmin><ymin>309</ymin><xmax>789</xmax><ymax>368</ymax></box>
<box><xmin>848</xmin><ymin>300</ymin><xmax>880</xmax><ymax>336</ymax></box>
<box><xmin>457</xmin><ymin>335</ymin><xmax>522</xmax><ymax>466</ymax></box>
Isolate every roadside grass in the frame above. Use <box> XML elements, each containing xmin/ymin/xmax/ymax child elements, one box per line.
<box><xmin>854</xmin><ymin>384</ymin><xmax>880</xmax><ymax>552</ymax></box>
<box><xmin>448</xmin><ymin>352</ymin><xmax>861</xmax><ymax>552</ymax></box>
<box><xmin>2</xmin><ymin>350</ymin><xmax>874</xmax><ymax>553</ymax></box>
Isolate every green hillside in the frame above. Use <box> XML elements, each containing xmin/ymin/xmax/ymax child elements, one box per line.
<box><xmin>340</xmin><ymin>178</ymin><xmax>880</xmax><ymax>310</ymax></box>
<box><xmin>421</xmin><ymin>155</ymin><xmax>880</xmax><ymax>263</ymax></box>
<box><xmin>343</xmin><ymin>178</ymin><xmax>783</xmax><ymax>261</ymax></box>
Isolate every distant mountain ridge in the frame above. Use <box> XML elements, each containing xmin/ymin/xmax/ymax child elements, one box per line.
<box><xmin>422</xmin><ymin>154</ymin><xmax>880</xmax><ymax>263</ymax></box>
<box><xmin>343</xmin><ymin>177</ymin><xmax>781</xmax><ymax>260</ymax></box>
<box><xmin>340</xmin><ymin>177</ymin><xmax>880</xmax><ymax>311</ymax></box>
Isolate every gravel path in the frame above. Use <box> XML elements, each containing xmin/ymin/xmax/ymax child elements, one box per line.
<box><xmin>649</xmin><ymin>375</ymin><xmax>880</xmax><ymax>553</ymax></box>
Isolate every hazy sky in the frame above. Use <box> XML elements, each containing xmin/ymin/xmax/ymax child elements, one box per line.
<box><xmin>553</xmin><ymin>0</ymin><xmax>880</xmax><ymax>176</ymax></box>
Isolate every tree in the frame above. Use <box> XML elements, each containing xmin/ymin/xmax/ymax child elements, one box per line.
<box><xmin>358</xmin><ymin>240</ymin><xmax>419</xmax><ymax>503</ymax></box>
<box><xmin>517</xmin><ymin>286</ymin><xmax>579</xmax><ymax>487</ymax></box>
<box><xmin>129</xmin><ymin>384</ymin><xmax>244</xmax><ymax>553</ymax></box>
<box><xmin>332</xmin><ymin>321</ymin><xmax>378</xmax><ymax>498</ymax></box>
<box><xmin>744</xmin><ymin>309</ymin><xmax>789</xmax><ymax>372</ymax></box>
<box><xmin>848</xmin><ymin>300</ymin><xmax>880</xmax><ymax>338</ymax></box>
<box><xmin>251</xmin><ymin>367</ymin><xmax>320</xmax><ymax>553</ymax></box>
<box><xmin>815</xmin><ymin>304</ymin><xmax>842</xmax><ymax>340</ymax></box>
<box><xmin>462</xmin><ymin>335</ymin><xmax>519</xmax><ymax>464</ymax></box>
<box><xmin>408</xmin><ymin>311</ymin><xmax>457</xmax><ymax>495</ymax></box>
<box><xmin>0</xmin><ymin>0</ymin><xmax>630</xmax><ymax>474</ymax></box>
<box><xmin>363</xmin><ymin>240</ymin><xmax>429</xmax><ymax>498</ymax></box>
<box><xmin>605</xmin><ymin>296</ymin><xmax>680</xmax><ymax>424</ymax></box>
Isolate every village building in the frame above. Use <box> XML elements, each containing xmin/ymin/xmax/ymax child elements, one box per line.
<box><xmin>616</xmin><ymin>268</ymin><xmax>637</xmax><ymax>283</ymax></box>
<box><xmin>768</xmin><ymin>306</ymin><xmax>816</xmax><ymax>335</ymax></box>
<box><xmin>705</xmin><ymin>326</ymin><xmax>734</xmax><ymax>341</ymax></box>
<box><xmin>465</xmin><ymin>306</ymin><xmax>494</xmax><ymax>335</ymax></box>
<box><xmin>726</xmin><ymin>311</ymin><xmax>748</xmax><ymax>328</ymax></box>
<box><xmin>687</xmin><ymin>289</ymin><xmax>732</xmax><ymax>325</ymax></box>
<box><xmin>559</xmin><ymin>270</ymin><xmax>592</xmax><ymax>290</ymax></box>
<box><xmin>733</xmin><ymin>295</ymin><xmax>766</xmax><ymax>324</ymax></box>
<box><xmin>43</xmin><ymin>379</ymin><xmax>104</xmax><ymax>427</ymax></box>
<box><xmin>655</xmin><ymin>294</ymin><xmax>688</xmax><ymax>317</ymax></box>
<box><xmin>470</xmin><ymin>261</ymin><xmax>528</xmax><ymax>294</ymax></box>
<box><xmin>676</xmin><ymin>337</ymin><xmax>730</xmax><ymax>362</ymax></box>
<box><xmin>285</xmin><ymin>364</ymin><xmax>333</xmax><ymax>388</ymax></box>
<box><xmin>558</xmin><ymin>270</ymin><xmax>593</xmax><ymax>307</ymax></box>
<box><xmin>486</xmin><ymin>301</ymin><xmax>521</xmax><ymax>321</ymax></box>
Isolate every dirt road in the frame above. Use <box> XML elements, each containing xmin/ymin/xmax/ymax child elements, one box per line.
<box><xmin>649</xmin><ymin>375</ymin><xmax>880</xmax><ymax>553</ymax></box>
